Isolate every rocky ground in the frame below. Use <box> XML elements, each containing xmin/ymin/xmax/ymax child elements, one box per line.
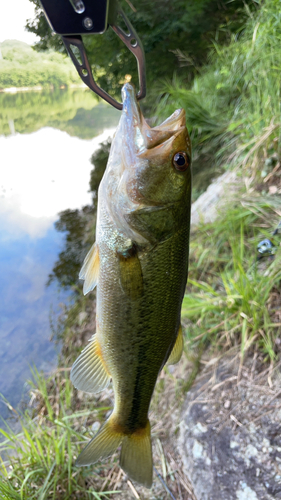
<box><xmin>191</xmin><ymin>171</ymin><xmax>240</xmax><ymax>228</ymax></box>
<box><xmin>177</xmin><ymin>351</ymin><xmax>281</xmax><ymax>500</ymax></box>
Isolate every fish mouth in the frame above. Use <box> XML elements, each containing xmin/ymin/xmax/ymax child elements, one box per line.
<box><xmin>121</xmin><ymin>83</ymin><xmax>186</xmax><ymax>154</ymax></box>
<box><xmin>121</xmin><ymin>83</ymin><xmax>143</xmax><ymax>138</ymax></box>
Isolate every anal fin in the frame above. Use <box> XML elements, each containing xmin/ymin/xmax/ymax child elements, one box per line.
<box><xmin>79</xmin><ymin>242</ymin><xmax>99</xmax><ymax>295</ymax></box>
<box><xmin>166</xmin><ymin>324</ymin><xmax>184</xmax><ymax>365</ymax></box>
<box><xmin>76</xmin><ymin>415</ymin><xmax>122</xmax><ymax>466</ymax></box>
<box><xmin>70</xmin><ymin>336</ymin><xmax>110</xmax><ymax>394</ymax></box>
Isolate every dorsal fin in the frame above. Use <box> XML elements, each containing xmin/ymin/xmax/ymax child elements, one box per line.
<box><xmin>79</xmin><ymin>243</ymin><xmax>99</xmax><ymax>295</ymax></box>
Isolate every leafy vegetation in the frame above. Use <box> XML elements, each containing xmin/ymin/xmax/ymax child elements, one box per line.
<box><xmin>89</xmin><ymin>139</ymin><xmax>112</xmax><ymax>209</ymax></box>
<box><xmin>0</xmin><ymin>40</ymin><xmax>81</xmax><ymax>89</ymax></box>
<box><xmin>26</xmin><ymin>0</ymin><xmax>256</xmax><ymax>102</ymax></box>
<box><xmin>47</xmin><ymin>207</ymin><xmax>95</xmax><ymax>290</ymax></box>
<box><xmin>155</xmin><ymin>0</ymin><xmax>281</xmax><ymax>193</ymax></box>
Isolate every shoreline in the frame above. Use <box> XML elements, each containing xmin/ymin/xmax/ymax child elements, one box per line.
<box><xmin>0</xmin><ymin>83</ymin><xmax>87</xmax><ymax>94</ymax></box>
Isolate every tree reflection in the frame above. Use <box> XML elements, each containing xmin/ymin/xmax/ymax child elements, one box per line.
<box><xmin>48</xmin><ymin>140</ymin><xmax>111</xmax><ymax>290</ymax></box>
<box><xmin>0</xmin><ymin>89</ymin><xmax>119</xmax><ymax>138</ymax></box>
<box><xmin>47</xmin><ymin>206</ymin><xmax>95</xmax><ymax>289</ymax></box>
<box><xmin>90</xmin><ymin>138</ymin><xmax>111</xmax><ymax>209</ymax></box>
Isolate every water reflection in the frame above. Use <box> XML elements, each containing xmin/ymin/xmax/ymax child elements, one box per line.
<box><xmin>0</xmin><ymin>127</ymin><xmax>115</xmax><ymax>235</ymax></box>
<box><xmin>0</xmin><ymin>88</ymin><xmax>120</xmax><ymax>419</ymax></box>
<box><xmin>0</xmin><ymin>87</ymin><xmax>120</xmax><ymax>138</ymax></box>
<box><xmin>0</xmin><ymin>225</ymin><xmax>66</xmax><ymax>417</ymax></box>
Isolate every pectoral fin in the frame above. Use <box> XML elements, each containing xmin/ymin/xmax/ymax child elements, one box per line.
<box><xmin>79</xmin><ymin>242</ymin><xmax>99</xmax><ymax>295</ymax></box>
<box><xmin>118</xmin><ymin>246</ymin><xmax>143</xmax><ymax>300</ymax></box>
<box><xmin>166</xmin><ymin>325</ymin><xmax>184</xmax><ymax>365</ymax></box>
<box><xmin>70</xmin><ymin>336</ymin><xmax>110</xmax><ymax>394</ymax></box>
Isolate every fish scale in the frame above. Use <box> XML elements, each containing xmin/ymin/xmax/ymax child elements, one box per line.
<box><xmin>71</xmin><ymin>83</ymin><xmax>191</xmax><ymax>488</ymax></box>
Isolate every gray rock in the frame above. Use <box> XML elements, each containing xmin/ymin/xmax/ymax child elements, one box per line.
<box><xmin>177</xmin><ymin>355</ymin><xmax>281</xmax><ymax>500</ymax></box>
<box><xmin>191</xmin><ymin>171</ymin><xmax>239</xmax><ymax>228</ymax></box>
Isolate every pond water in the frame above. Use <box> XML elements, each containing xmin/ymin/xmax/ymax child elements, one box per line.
<box><xmin>0</xmin><ymin>88</ymin><xmax>120</xmax><ymax>420</ymax></box>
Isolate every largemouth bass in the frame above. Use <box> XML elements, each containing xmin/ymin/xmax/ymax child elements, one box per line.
<box><xmin>71</xmin><ymin>83</ymin><xmax>191</xmax><ymax>488</ymax></box>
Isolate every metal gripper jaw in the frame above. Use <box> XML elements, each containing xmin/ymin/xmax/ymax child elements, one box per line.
<box><xmin>40</xmin><ymin>0</ymin><xmax>146</xmax><ymax>110</ymax></box>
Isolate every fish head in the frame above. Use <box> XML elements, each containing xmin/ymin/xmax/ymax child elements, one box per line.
<box><xmin>101</xmin><ymin>83</ymin><xmax>192</xmax><ymax>244</ymax></box>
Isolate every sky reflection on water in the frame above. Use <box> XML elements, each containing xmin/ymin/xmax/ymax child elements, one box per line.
<box><xmin>0</xmin><ymin>127</ymin><xmax>115</xmax><ymax>236</ymax></box>
<box><xmin>0</xmin><ymin>94</ymin><xmax>118</xmax><ymax>419</ymax></box>
<box><xmin>0</xmin><ymin>224</ymin><xmax>66</xmax><ymax>413</ymax></box>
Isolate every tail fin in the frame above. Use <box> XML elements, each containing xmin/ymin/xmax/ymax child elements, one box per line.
<box><xmin>76</xmin><ymin>416</ymin><xmax>153</xmax><ymax>489</ymax></box>
<box><xmin>120</xmin><ymin>420</ymin><xmax>153</xmax><ymax>489</ymax></box>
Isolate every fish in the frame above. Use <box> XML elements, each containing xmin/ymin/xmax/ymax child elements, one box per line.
<box><xmin>71</xmin><ymin>82</ymin><xmax>192</xmax><ymax>488</ymax></box>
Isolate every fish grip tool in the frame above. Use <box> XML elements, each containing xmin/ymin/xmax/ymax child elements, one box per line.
<box><xmin>40</xmin><ymin>0</ymin><xmax>146</xmax><ymax>110</ymax></box>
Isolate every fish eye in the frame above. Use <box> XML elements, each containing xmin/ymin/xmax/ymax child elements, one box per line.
<box><xmin>172</xmin><ymin>151</ymin><xmax>190</xmax><ymax>172</ymax></box>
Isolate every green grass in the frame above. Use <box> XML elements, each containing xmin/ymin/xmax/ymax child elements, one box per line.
<box><xmin>155</xmin><ymin>0</ymin><xmax>281</xmax><ymax>193</ymax></box>
<box><xmin>0</xmin><ymin>368</ymin><xmax>118</xmax><ymax>499</ymax></box>
<box><xmin>182</xmin><ymin>196</ymin><xmax>281</xmax><ymax>362</ymax></box>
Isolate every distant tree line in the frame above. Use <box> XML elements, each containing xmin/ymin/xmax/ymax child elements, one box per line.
<box><xmin>0</xmin><ymin>40</ymin><xmax>80</xmax><ymax>89</ymax></box>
